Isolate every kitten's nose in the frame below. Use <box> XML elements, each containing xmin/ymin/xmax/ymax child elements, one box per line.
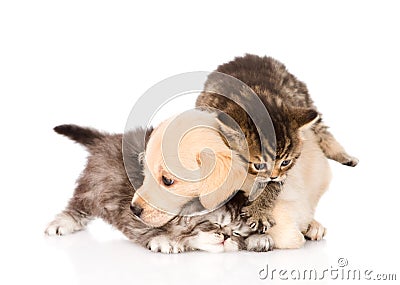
<box><xmin>130</xmin><ymin>204</ymin><xmax>143</xmax><ymax>217</ymax></box>
<box><xmin>223</xmin><ymin>234</ymin><xmax>230</xmax><ymax>240</ymax></box>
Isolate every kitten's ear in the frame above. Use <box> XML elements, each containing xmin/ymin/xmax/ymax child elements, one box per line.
<box><xmin>216</xmin><ymin>112</ymin><xmax>246</xmax><ymax>150</ymax></box>
<box><xmin>293</xmin><ymin>108</ymin><xmax>320</xmax><ymax>130</ymax></box>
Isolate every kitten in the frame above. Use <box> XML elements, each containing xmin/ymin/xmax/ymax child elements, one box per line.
<box><xmin>45</xmin><ymin>124</ymin><xmax>273</xmax><ymax>253</ymax></box>
<box><xmin>267</xmin><ymin>126</ymin><xmax>332</xmax><ymax>249</ymax></box>
<box><xmin>196</xmin><ymin>54</ymin><xmax>358</xmax><ymax>230</ymax></box>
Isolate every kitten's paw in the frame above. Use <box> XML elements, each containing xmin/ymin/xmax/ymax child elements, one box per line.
<box><xmin>188</xmin><ymin>232</ymin><xmax>225</xmax><ymax>253</ymax></box>
<box><xmin>172</xmin><ymin>244</ymin><xmax>186</xmax><ymax>254</ymax></box>
<box><xmin>241</xmin><ymin>205</ymin><xmax>275</xmax><ymax>232</ymax></box>
<box><xmin>45</xmin><ymin>213</ymin><xmax>85</xmax><ymax>236</ymax></box>
<box><xmin>223</xmin><ymin>238</ymin><xmax>239</xmax><ymax>252</ymax></box>
<box><xmin>245</xmin><ymin>234</ymin><xmax>274</xmax><ymax>252</ymax></box>
<box><xmin>338</xmin><ymin>154</ymin><xmax>359</xmax><ymax>167</ymax></box>
<box><xmin>303</xmin><ymin>220</ymin><xmax>326</xmax><ymax>241</ymax></box>
<box><xmin>268</xmin><ymin>227</ymin><xmax>306</xmax><ymax>249</ymax></box>
<box><xmin>147</xmin><ymin>236</ymin><xmax>183</xmax><ymax>254</ymax></box>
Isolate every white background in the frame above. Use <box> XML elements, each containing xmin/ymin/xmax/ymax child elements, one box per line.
<box><xmin>1</xmin><ymin>1</ymin><xmax>399</xmax><ymax>284</ymax></box>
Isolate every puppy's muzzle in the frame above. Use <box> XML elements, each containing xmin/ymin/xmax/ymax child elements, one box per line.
<box><xmin>130</xmin><ymin>203</ymin><xmax>143</xmax><ymax>217</ymax></box>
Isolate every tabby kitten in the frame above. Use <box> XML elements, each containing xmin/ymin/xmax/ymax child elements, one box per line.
<box><xmin>45</xmin><ymin>124</ymin><xmax>273</xmax><ymax>253</ymax></box>
<box><xmin>196</xmin><ymin>54</ymin><xmax>358</xmax><ymax>229</ymax></box>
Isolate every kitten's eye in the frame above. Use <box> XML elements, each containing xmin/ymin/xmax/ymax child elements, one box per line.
<box><xmin>281</xmin><ymin>160</ymin><xmax>292</xmax><ymax>167</ymax></box>
<box><xmin>213</xmin><ymin>222</ymin><xmax>222</xmax><ymax>229</ymax></box>
<box><xmin>162</xmin><ymin>176</ymin><xmax>174</xmax><ymax>186</ymax></box>
<box><xmin>253</xmin><ymin>163</ymin><xmax>267</xmax><ymax>171</ymax></box>
<box><xmin>232</xmin><ymin>231</ymin><xmax>241</xmax><ymax>237</ymax></box>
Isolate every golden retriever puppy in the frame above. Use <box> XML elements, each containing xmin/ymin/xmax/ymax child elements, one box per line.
<box><xmin>130</xmin><ymin>109</ymin><xmax>250</xmax><ymax>227</ymax></box>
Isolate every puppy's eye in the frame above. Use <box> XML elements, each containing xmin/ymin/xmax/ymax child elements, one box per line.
<box><xmin>281</xmin><ymin>160</ymin><xmax>292</xmax><ymax>167</ymax></box>
<box><xmin>162</xmin><ymin>176</ymin><xmax>174</xmax><ymax>186</ymax></box>
<box><xmin>232</xmin><ymin>231</ymin><xmax>241</xmax><ymax>237</ymax></box>
<box><xmin>253</xmin><ymin>163</ymin><xmax>267</xmax><ymax>171</ymax></box>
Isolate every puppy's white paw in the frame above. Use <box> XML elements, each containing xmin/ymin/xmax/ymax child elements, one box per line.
<box><xmin>147</xmin><ymin>236</ymin><xmax>183</xmax><ymax>254</ymax></box>
<box><xmin>245</xmin><ymin>234</ymin><xmax>274</xmax><ymax>252</ymax></box>
<box><xmin>45</xmin><ymin>213</ymin><xmax>85</xmax><ymax>236</ymax></box>
<box><xmin>304</xmin><ymin>219</ymin><xmax>326</xmax><ymax>241</ymax></box>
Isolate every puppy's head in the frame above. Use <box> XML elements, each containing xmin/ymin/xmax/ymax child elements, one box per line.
<box><xmin>130</xmin><ymin>110</ymin><xmax>247</xmax><ymax>227</ymax></box>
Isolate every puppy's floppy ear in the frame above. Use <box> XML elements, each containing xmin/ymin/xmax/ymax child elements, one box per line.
<box><xmin>292</xmin><ymin>108</ymin><xmax>320</xmax><ymax>130</ymax></box>
<box><xmin>197</xmin><ymin>149</ymin><xmax>247</xmax><ymax>210</ymax></box>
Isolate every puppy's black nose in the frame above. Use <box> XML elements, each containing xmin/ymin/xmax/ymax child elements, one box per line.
<box><xmin>270</xmin><ymin>176</ymin><xmax>278</xmax><ymax>180</ymax></box>
<box><xmin>130</xmin><ymin>204</ymin><xmax>143</xmax><ymax>217</ymax></box>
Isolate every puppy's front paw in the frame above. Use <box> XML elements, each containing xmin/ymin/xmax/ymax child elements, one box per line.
<box><xmin>147</xmin><ymin>236</ymin><xmax>184</xmax><ymax>254</ymax></box>
<box><xmin>241</xmin><ymin>205</ymin><xmax>275</xmax><ymax>233</ymax></box>
<box><xmin>245</xmin><ymin>234</ymin><xmax>274</xmax><ymax>252</ymax></box>
<box><xmin>303</xmin><ymin>219</ymin><xmax>326</xmax><ymax>241</ymax></box>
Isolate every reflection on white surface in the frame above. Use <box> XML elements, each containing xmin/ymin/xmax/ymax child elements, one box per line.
<box><xmin>11</xmin><ymin>201</ymin><xmax>396</xmax><ymax>285</ymax></box>
<box><xmin>40</xmin><ymin>227</ymin><xmax>331</xmax><ymax>285</ymax></box>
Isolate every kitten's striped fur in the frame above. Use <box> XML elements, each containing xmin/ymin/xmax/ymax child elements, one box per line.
<box><xmin>196</xmin><ymin>54</ymin><xmax>358</xmax><ymax>230</ymax></box>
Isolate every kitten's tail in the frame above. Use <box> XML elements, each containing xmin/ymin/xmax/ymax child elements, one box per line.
<box><xmin>54</xmin><ymin>124</ymin><xmax>105</xmax><ymax>148</ymax></box>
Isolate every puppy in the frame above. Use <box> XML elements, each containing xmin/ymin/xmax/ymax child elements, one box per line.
<box><xmin>130</xmin><ymin>109</ymin><xmax>250</xmax><ymax>227</ymax></box>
